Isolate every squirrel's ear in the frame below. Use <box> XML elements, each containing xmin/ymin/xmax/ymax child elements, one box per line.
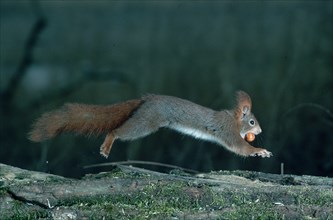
<box><xmin>235</xmin><ymin>91</ymin><xmax>252</xmax><ymax>118</ymax></box>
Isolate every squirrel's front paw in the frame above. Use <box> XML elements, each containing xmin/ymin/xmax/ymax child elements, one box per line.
<box><xmin>250</xmin><ymin>148</ymin><xmax>273</xmax><ymax>158</ymax></box>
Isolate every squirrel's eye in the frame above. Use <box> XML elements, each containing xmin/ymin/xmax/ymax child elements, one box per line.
<box><xmin>249</xmin><ymin>119</ymin><xmax>255</xmax><ymax>126</ymax></box>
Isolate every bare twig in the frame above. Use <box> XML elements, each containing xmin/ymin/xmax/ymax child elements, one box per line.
<box><xmin>283</xmin><ymin>102</ymin><xmax>333</xmax><ymax>127</ymax></box>
<box><xmin>1</xmin><ymin>0</ymin><xmax>47</xmax><ymax>110</ymax></box>
<box><xmin>83</xmin><ymin>160</ymin><xmax>199</xmax><ymax>174</ymax></box>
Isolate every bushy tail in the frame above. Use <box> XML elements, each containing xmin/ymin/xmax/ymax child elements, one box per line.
<box><xmin>28</xmin><ymin>99</ymin><xmax>143</xmax><ymax>142</ymax></box>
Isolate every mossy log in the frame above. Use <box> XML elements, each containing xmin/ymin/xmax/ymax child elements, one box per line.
<box><xmin>0</xmin><ymin>163</ymin><xmax>332</xmax><ymax>219</ymax></box>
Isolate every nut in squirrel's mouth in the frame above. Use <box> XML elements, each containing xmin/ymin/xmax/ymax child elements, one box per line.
<box><xmin>244</xmin><ymin>132</ymin><xmax>256</xmax><ymax>143</ymax></box>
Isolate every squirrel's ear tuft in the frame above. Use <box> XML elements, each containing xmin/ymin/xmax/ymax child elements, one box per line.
<box><xmin>235</xmin><ymin>91</ymin><xmax>252</xmax><ymax>118</ymax></box>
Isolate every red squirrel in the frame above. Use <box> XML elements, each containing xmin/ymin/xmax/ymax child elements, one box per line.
<box><xmin>29</xmin><ymin>91</ymin><xmax>272</xmax><ymax>158</ymax></box>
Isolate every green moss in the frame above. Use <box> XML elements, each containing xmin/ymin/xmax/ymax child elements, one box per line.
<box><xmin>84</xmin><ymin>167</ymin><xmax>151</xmax><ymax>180</ymax></box>
<box><xmin>13</xmin><ymin>172</ymin><xmax>31</xmax><ymax>180</ymax></box>
<box><xmin>290</xmin><ymin>187</ymin><xmax>333</xmax><ymax>206</ymax></box>
<box><xmin>223</xmin><ymin>202</ymin><xmax>281</xmax><ymax>220</ymax></box>
<box><xmin>62</xmin><ymin>179</ymin><xmax>300</xmax><ymax>219</ymax></box>
<box><xmin>7</xmin><ymin>169</ymin><xmax>328</xmax><ymax>219</ymax></box>
<box><xmin>58</xmin><ymin>180</ymin><xmax>213</xmax><ymax>219</ymax></box>
<box><xmin>0</xmin><ymin>186</ymin><xmax>8</xmax><ymax>195</ymax></box>
<box><xmin>106</xmin><ymin>182</ymin><xmax>210</xmax><ymax>219</ymax></box>
<box><xmin>44</xmin><ymin>175</ymin><xmax>67</xmax><ymax>183</ymax></box>
<box><xmin>1</xmin><ymin>200</ymin><xmax>50</xmax><ymax>220</ymax></box>
<box><xmin>207</xmin><ymin>187</ymin><xmax>283</xmax><ymax>219</ymax></box>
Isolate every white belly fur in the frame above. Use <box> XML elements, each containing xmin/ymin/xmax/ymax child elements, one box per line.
<box><xmin>170</xmin><ymin>124</ymin><xmax>219</xmax><ymax>143</ymax></box>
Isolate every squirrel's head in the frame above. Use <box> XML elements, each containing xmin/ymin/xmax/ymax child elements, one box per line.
<box><xmin>234</xmin><ymin>91</ymin><xmax>262</xmax><ymax>139</ymax></box>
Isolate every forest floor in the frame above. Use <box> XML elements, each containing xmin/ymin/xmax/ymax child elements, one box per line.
<box><xmin>0</xmin><ymin>163</ymin><xmax>332</xmax><ymax>219</ymax></box>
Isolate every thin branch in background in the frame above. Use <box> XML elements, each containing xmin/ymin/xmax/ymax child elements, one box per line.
<box><xmin>1</xmin><ymin>0</ymin><xmax>46</xmax><ymax>111</ymax></box>
<box><xmin>283</xmin><ymin>103</ymin><xmax>333</xmax><ymax>128</ymax></box>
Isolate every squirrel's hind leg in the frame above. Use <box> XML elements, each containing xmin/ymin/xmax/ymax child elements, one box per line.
<box><xmin>100</xmin><ymin>132</ymin><xmax>116</xmax><ymax>158</ymax></box>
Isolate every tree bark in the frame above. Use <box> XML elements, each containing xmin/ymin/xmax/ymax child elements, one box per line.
<box><xmin>0</xmin><ymin>163</ymin><xmax>332</xmax><ymax>219</ymax></box>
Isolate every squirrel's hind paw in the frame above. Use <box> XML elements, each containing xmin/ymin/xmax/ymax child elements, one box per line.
<box><xmin>99</xmin><ymin>133</ymin><xmax>116</xmax><ymax>159</ymax></box>
<box><xmin>100</xmin><ymin>150</ymin><xmax>109</xmax><ymax>158</ymax></box>
<box><xmin>250</xmin><ymin>149</ymin><xmax>273</xmax><ymax>158</ymax></box>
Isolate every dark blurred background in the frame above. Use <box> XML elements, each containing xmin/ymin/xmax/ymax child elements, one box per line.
<box><xmin>1</xmin><ymin>1</ymin><xmax>332</xmax><ymax>178</ymax></box>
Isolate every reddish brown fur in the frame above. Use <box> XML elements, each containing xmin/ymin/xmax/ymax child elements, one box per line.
<box><xmin>234</xmin><ymin>91</ymin><xmax>252</xmax><ymax>121</ymax></box>
<box><xmin>28</xmin><ymin>99</ymin><xmax>143</xmax><ymax>142</ymax></box>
